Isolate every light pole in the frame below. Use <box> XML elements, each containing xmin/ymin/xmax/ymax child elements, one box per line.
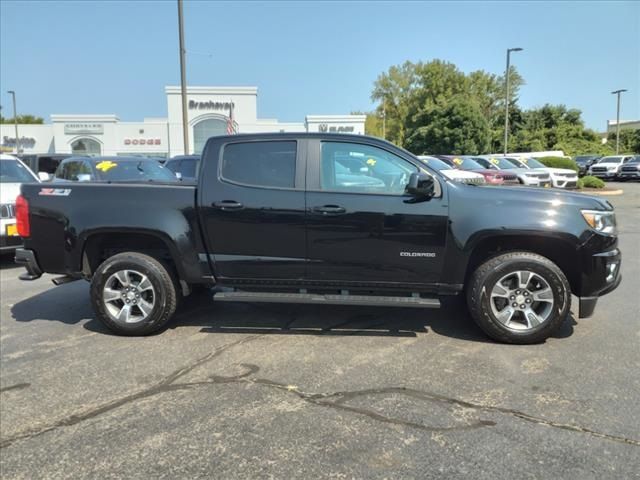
<box><xmin>7</xmin><ymin>90</ymin><xmax>20</xmax><ymax>154</ymax></box>
<box><xmin>611</xmin><ymin>89</ymin><xmax>627</xmax><ymax>154</ymax></box>
<box><xmin>503</xmin><ymin>47</ymin><xmax>523</xmax><ymax>155</ymax></box>
<box><xmin>382</xmin><ymin>100</ymin><xmax>386</xmax><ymax>140</ymax></box>
<box><xmin>177</xmin><ymin>0</ymin><xmax>189</xmax><ymax>155</ymax></box>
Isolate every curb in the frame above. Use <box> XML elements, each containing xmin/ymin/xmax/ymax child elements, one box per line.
<box><xmin>577</xmin><ymin>189</ymin><xmax>624</xmax><ymax>196</ymax></box>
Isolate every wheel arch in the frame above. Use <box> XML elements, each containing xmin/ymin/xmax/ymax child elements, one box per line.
<box><xmin>464</xmin><ymin>233</ymin><xmax>581</xmax><ymax>294</ymax></box>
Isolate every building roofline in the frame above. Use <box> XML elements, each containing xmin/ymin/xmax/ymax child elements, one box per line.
<box><xmin>164</xmin><ymin>86</ymin><xmax>258</xmax><ymax>95</ymax></box>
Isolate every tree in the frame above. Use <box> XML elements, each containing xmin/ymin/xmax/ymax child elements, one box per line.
<box><xmin>607</xmin><ymin>129</ymin><xmax>640</xmax><ymax>154</ymax></box>
<box><xmin>0</xmin><ymin>114</ymin><xmax>44</xmax><ymax>124</ymax></box>
<box><xmin>351</xmin><ymin>111</ymin><xmax>383</xmax><ymax>138</ymax></box>
<box><xmin>405</xmin><ymin>97</ymin><xmax>491</xmax><ymax>155</ymax></box>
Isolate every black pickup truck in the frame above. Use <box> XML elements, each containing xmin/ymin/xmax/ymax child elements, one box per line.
<box><xmin>14</xmin><ymin>133</ymin><xmax>621</xmax><ymax>344</ymax></box>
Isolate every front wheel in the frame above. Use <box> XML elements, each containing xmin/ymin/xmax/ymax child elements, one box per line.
<box><xmin>90</xmin><ymin>252</ymin><xmax>178</xmax><ymax>335</ymax></box>
<box><xmin>467</xmin><ymin>251</ymin><xmax>571</xmax><ymax>344</ymax></box>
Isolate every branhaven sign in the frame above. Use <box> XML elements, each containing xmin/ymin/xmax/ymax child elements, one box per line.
<box><xmin>188</xmin><ymin>100</ymin><xmax>234</xmax><ymax>111</ymax></box>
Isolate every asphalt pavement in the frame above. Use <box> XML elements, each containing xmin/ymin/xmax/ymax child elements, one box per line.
<box><xmin>1</xmin><ymin>182</ymin><xmax>639</xmax><ymax>479</ymax></box>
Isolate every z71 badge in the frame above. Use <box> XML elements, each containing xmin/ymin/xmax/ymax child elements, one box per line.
<box><xmin>39</xmin><ymin>188</ymin><xmax>72</xmax><ymax>196</ymax></box>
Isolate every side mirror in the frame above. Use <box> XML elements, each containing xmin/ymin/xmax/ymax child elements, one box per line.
<box><xmin>175</xmin><ymin>172</ymin><xmax>183</xmax><ymax>180</ymax></box>
<box><xmin>38</xmin><ymin>172</ymin><xmax>52</xmax><ymax>182</ymax></box>
<box><xmin>405</xmin><ymin>172</ymin><xmax>435</xmax><ymax>201</ymax></box>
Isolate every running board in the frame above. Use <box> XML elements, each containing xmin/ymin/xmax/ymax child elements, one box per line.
<box><xmin>213</xmin><ymin>291</ymin><xmax>440</xmax><ymax>308</ymax></box>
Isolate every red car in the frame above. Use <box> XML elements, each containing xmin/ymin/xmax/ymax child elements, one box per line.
<box><xmin>446</xmin><ymin>156</ymin><xmax>519</xmax><ymax>185</ymax></box>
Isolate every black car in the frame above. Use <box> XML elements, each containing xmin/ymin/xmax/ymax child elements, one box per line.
<box><xmin>15</xmin><ymin>133</ymin><xmax>621</xmax><ymax>344</ymax></box>
<box><xmin>575</xmin><ymin>155</ymin><xmax>602</xmax><ymax>177</ymax></box>
<box><xmin>19</xmin><ymin>154</ymin><xmax>74</xmax><ymax>181</ymax></box>
<box><xmin>52</xmin><ymin>156</ymin><xmax>178</xmax><ymax>183</ymax></box>
<box><xmin>164</xmin><ymin>155</ymin><xmax>200</xmax><ymax>181</ymax></box>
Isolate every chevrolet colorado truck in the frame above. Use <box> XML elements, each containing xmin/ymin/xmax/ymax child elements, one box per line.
<box><xmin>14</xmin><ymin>133</ymin><xmax>622</xmax><ymax>344</ymax></box>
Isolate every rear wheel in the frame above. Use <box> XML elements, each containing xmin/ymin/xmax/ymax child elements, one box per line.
<box><xmin>90</xmin><ymin>252</ymin><xmax>177</xmax><ymax>335</ymax></box>
<box><xmin>467</xmin><ymin>251</ymin><xmax>571</xmax><ymax>344</ymax></box>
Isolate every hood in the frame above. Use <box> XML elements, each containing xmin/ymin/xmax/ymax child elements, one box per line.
<box><xmin>479</xmin><ymin>183</ymin><xmax>612</xmax><ymax>210</ymax></box>
<box><xmin>442</xmin><ymin>170</ymin><xmax>484</xmax><ymax>179</ymax></box>
<box><xmin>542</xmin><ymin>167</ymin><xmax>578</xmax><ymax>174</ymax></box>
<box><xmin>0</xmin><ymin>183</ymin><xmax>21</xmax><ymax>204</ymax></box>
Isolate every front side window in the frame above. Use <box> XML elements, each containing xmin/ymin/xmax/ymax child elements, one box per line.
<box><xmin>221</xmin><ymin>141</ymin><xmax>296</xmax><ymax>189</ymax></box>
<box><xmin>320</xmin><ymin>142</ymin><xmax>416</xmax><ymax>194</ymax></box>
<box><xmin>57</xmin><ymin>161</ymin><xmax>89</xmax><ymax>181</ymax></box>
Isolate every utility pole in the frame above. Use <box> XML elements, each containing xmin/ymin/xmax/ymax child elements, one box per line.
<box><xmin>503</xmin><ymin>47</ymin><xmax>523</xmax><ymax>155</ymax></box>
<box><xmin>382</xmin><ymin>100</ymin><xmax>386</xmax><ymax>140</ymax></box>
<box><xmin>7</xmin><ymin>90</ymin><xmax>20</xmax><ymax>154</ymax></box>
<box><xmin>611</xmin><ymin>89</ymin><xmax>627</xmax><ymax>154</ymax></box>
<box><xmin>177</xmin><ymin>0</ymin><xmax>189</xmax><ymax>155</ymax></box>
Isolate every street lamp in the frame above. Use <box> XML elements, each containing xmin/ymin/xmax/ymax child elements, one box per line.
<box><xmin>504</xmin><ymin>47</ymin><xmax>523</xmax><ymax>155</ymax></box>
<box><xmin>611</xmin><ymin>89</ymin><xmax>627</xmax><ymax>154</ymax></box>
<box><xmin>177</xmin><ymin>0</ymin><xmax>189</xmax><ymax>155</ymax></box>
<box><xmin>6</xmin><ymin>90</ymin><xmax>20</xmax><ymax>154</ymax></box>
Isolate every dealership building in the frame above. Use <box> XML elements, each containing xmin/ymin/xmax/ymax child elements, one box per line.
<box><xmin>0</xmin><ymin>86</ymin><xmax>366</xmax><ymax>158</ymax></box>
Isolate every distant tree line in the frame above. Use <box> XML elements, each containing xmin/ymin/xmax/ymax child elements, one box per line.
<box><xmin>357</xmin><ymin>59</ymin><xmax>639</xmax><ymax>155</ymax></box>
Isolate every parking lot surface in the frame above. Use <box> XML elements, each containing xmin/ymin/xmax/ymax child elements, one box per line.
<box><xmin>1</xmin><ymin>182</ymin><xmax>639</xmax><ymax>479</ymax></box>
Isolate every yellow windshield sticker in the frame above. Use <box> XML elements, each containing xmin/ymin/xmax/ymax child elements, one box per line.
<box><xmin>453</xmin><ymin>158</ymin><xmax>463</xmax><ymax>165</ymax></box>
<box><xmin>95</xmin><ymin>160</ymin><xmax>118</xmax><ymax>172</ymax></box>
<box><xmin>366</xmin><ymin>158</ymin><xmax>377</xmax><ymax>166</ymax></box>
<box><xmin>490</xmin><ymin>158</ymin><xmax>499</xmax><ymax>164</ymax></box>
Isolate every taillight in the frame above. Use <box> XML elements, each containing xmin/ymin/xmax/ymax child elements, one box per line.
<box><xmin>16</xmin><ymin>195</ymin><xmax>30</xmax><ymax>238</ymax></box>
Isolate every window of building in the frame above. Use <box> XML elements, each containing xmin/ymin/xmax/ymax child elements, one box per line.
<box><xmin>320</xmin><ymin>142</ymin><xmax>416</xmax><ymax>195</ymax></box>
<box><xmin>71</xmin><ymin>138</ymin><xmax>101</xmax><ymax>156</ymax></box>
<box><xmin>221</xmin><ymin>141</ymin><xmax>296</xmax><ymax>189</ymax></box>
<box><xmin>193</xmin><ymin>118</ymin><xmax>227</xmax><ymax>154</ymax></box>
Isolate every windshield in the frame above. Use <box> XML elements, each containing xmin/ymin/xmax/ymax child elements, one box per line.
<box><xmin>417</xmin><ymin>156</ymin><xmax>450</xmax><ymax>171</ymax></box>
<box><xmin>599</xmin><ymin>156</ymin><xmax>624</xmax><ymax>164</ymax></box>
<box><xmin>575</xmin><ymin>156</ymin><xmax>597</xmax><ymax>164</ymax></box>
<box><xmin>486</xmin><ymin>157</ymin><xmax>518</xmax><ymax>169</ymax></box>
<box><xmin>94</xmin><ymin>160</ymin><xmax>178</xmax><ymax>182</ymax></box>
<box><xmin>518</xmin><ymin>158</ymin><xmax>546</xmax><ymax>168</ymax></box>
<box><xmin>0</xmin><ymin>159</ymin><xmax>36</xmax><ymax>183</ymax></box>
<box><xmin>455</xmin><ymin>158</ymin><xmax>485</xmax><ymax>170</ymax></box>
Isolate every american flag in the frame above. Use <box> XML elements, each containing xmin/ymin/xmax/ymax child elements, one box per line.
<box><xmin>226</xmin><ymin>101</ymin><xmax>237</xmax><ymax>135</ymax></box>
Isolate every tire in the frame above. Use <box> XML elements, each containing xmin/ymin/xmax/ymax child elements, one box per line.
<box><xmin>467</xmin><ymin>251</ymin><xmax>571</xmax><ymax>344</ymax></box>
<box><xmin>90</xmin><ymin>252</ymin><xmax>178</xmax><ymax>336</ymax></box>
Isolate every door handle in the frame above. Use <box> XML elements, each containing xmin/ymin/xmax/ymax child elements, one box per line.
<box><xmin>313</xmin><ymin>205</ymin><xmax>346</xmax><ymax>215</ymax></box>
<box><xmin>212</xmin><ymin>200</ymin><xmax>244</xmax><ymax>210</ymax></box>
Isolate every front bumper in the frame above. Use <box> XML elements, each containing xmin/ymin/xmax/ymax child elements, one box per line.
<box><xmin>14</xmin><ymin>248</ymin><xmax>43</xmax><ymax>280</ymax></box>
<box><xmin>590</xmin><ymin>171</ymin><xmax>617</xmax><ymax>178</ymax></box>
<box><xmin>578</xmin><ymin>247</ymin><xmax>622</xmax><ymax>318</ymax></box>
<box><xmin>619</xmin><ymin>171</ymin><xmax>640</xmax><ymax>179</ymax></box>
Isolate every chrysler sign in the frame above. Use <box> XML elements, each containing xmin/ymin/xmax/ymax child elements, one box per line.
<box><xmin>64</xmin><ymin>123</ymin><xmax>104</xmax><ymax>135</ymax></box>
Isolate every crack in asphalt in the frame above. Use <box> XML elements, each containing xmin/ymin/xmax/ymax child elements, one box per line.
<box><xmin>0</xmin><ymin>336</ymin><xmax>261</xmax><ymax>449</ymax></box>
<box><xmin>0</xmin><ymin>383</ymin><xmax>30</xmax><ymax>393</ymax></box>
<box><xmin>2</xmin><ymin>340</ymin><xmax>639</xmax><ymax>449</ymax></box>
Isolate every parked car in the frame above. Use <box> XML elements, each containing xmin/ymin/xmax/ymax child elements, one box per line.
<box><xmin>475</xmin><ymin>157</ymin><xmax>552</xmax><ymax>187</ymax></box>
<box><xmin>19</xmin><ymin>154</ymin><xmax>73</xmax><ymax>181</ymax></box>
<box><xmin>0</xmin><ymin>154</ymin><xmax>39</xmax><ymax>253</ymax></box>
<box><xmin>417</xmin><ymin>156</ymin><xmax>485</xmax><ymax>184</ymax></box>
<box><xmin>575</xmin><ymin>155</ymin><xmax>601</xmax><ymax>177</ymax></box>
<box><xmin>53</xmin><ymin>156</ymin><xmax>179</xmax><ymax>183</ymax></box>
<box><xmin>449</xmin><ymin>157</ymin><xmax>519</xmax><ymax>185</ymax></box>
<box><xmin>164</xmin><ymin>155</ymin><xmax>200</xmax><ymax>181</ymax></box>
<box><xmin>505</xmin><ymin>157</ymin><xmax>578</xmax><ymax>189</ymax></box>
<box><xmin>15</xmin><ymin>133</ymin><xmax>621</xmax><ymax>344</ymax></box>
<box><xmin>618</xmin><ymin>157</ymin><xmax>640</xmax><ymax>181</ymax></box>
<box><xmin>588</xmin><ymin>155</ymin><xmax>636</xmax><ymax>179</ymax></box>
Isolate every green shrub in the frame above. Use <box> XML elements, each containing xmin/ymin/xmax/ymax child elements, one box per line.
<box><xmin>535</xmin><ymin>156</ymin><xmax>579</xmax><ymax>172</ymax></box>
<box><xmin>580</xmin><ymin>175</ymin><xmax>605</xmax><ymax>189</ymax></box>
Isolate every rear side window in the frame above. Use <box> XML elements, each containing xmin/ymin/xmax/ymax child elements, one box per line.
<box><xmin>181</xmin><ymin>158</ymin><xmax>198</xmax><ymax>178</ymax></box>
<box><xmin>221</xmin><ymin>141</ymin><xmax>296</xmax><ymax>189</ymax></box>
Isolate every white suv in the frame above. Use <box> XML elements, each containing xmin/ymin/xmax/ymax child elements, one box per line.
<box><xmin>1</xmin><ymin>154</ymin><xmax>39</xmax><ymax>252</ymax></box>
<box><xmin>506</xmin><ymin>157</ymin><xmax>578</xmax><ymax>189</ymax></box>
<box><xmin>589</xmin><ymin>155</ymin><xmax>635</xmax><ymax>179</ymax></box>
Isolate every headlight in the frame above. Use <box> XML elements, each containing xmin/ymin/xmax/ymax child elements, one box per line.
<box><xmin>581</xmin><ymin>210</ymin><xmax>617</xmax><ymax>235</ymax></box>
<box><xmin>607</xmin><ymin>166</ymin><xmax>617</xmax><ymax>170</ymax></box>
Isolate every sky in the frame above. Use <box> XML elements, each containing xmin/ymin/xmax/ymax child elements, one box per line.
<box><xmin>1</xmin><ymin>0</ymin><xmax>638</xmax><ymax>131</ymax></box>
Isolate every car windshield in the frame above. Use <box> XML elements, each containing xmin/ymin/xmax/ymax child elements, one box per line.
<box><xmin>599</xmin><ymin>156</ymin><xmax>624</xmax><ymax>164</ymax></box>
<box><xmin>456</xmin><ymin>158</ymin><xmax>485</xmax><ymax>170</ymax></box>
<box><xmin>94</xmin><ymin>160</ymin><xmax>178</xmax><ymax>182</ymax></box>
<box><xmin>417</xmin><ymin>156</ymin><xmax>450</xmax><ymax>171</ymax></box>
<box><xmin>486</xmin><ymin>157</ymin><xmax>518</xmax><ymax>169</ymax></box>
<box><xmin>519</xmin><ymin>158</ymin><xmax>547</xmax><ymax>168</ymax></box>
<box><xmin>0</xmin><ymin>159</ymin><xmax>36</xmax><ymax>183</ymax></box>
<box><xmin>575</xmin><ymin>156</ymin><xmax>597</xmax><ymax>164</ymax></box>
